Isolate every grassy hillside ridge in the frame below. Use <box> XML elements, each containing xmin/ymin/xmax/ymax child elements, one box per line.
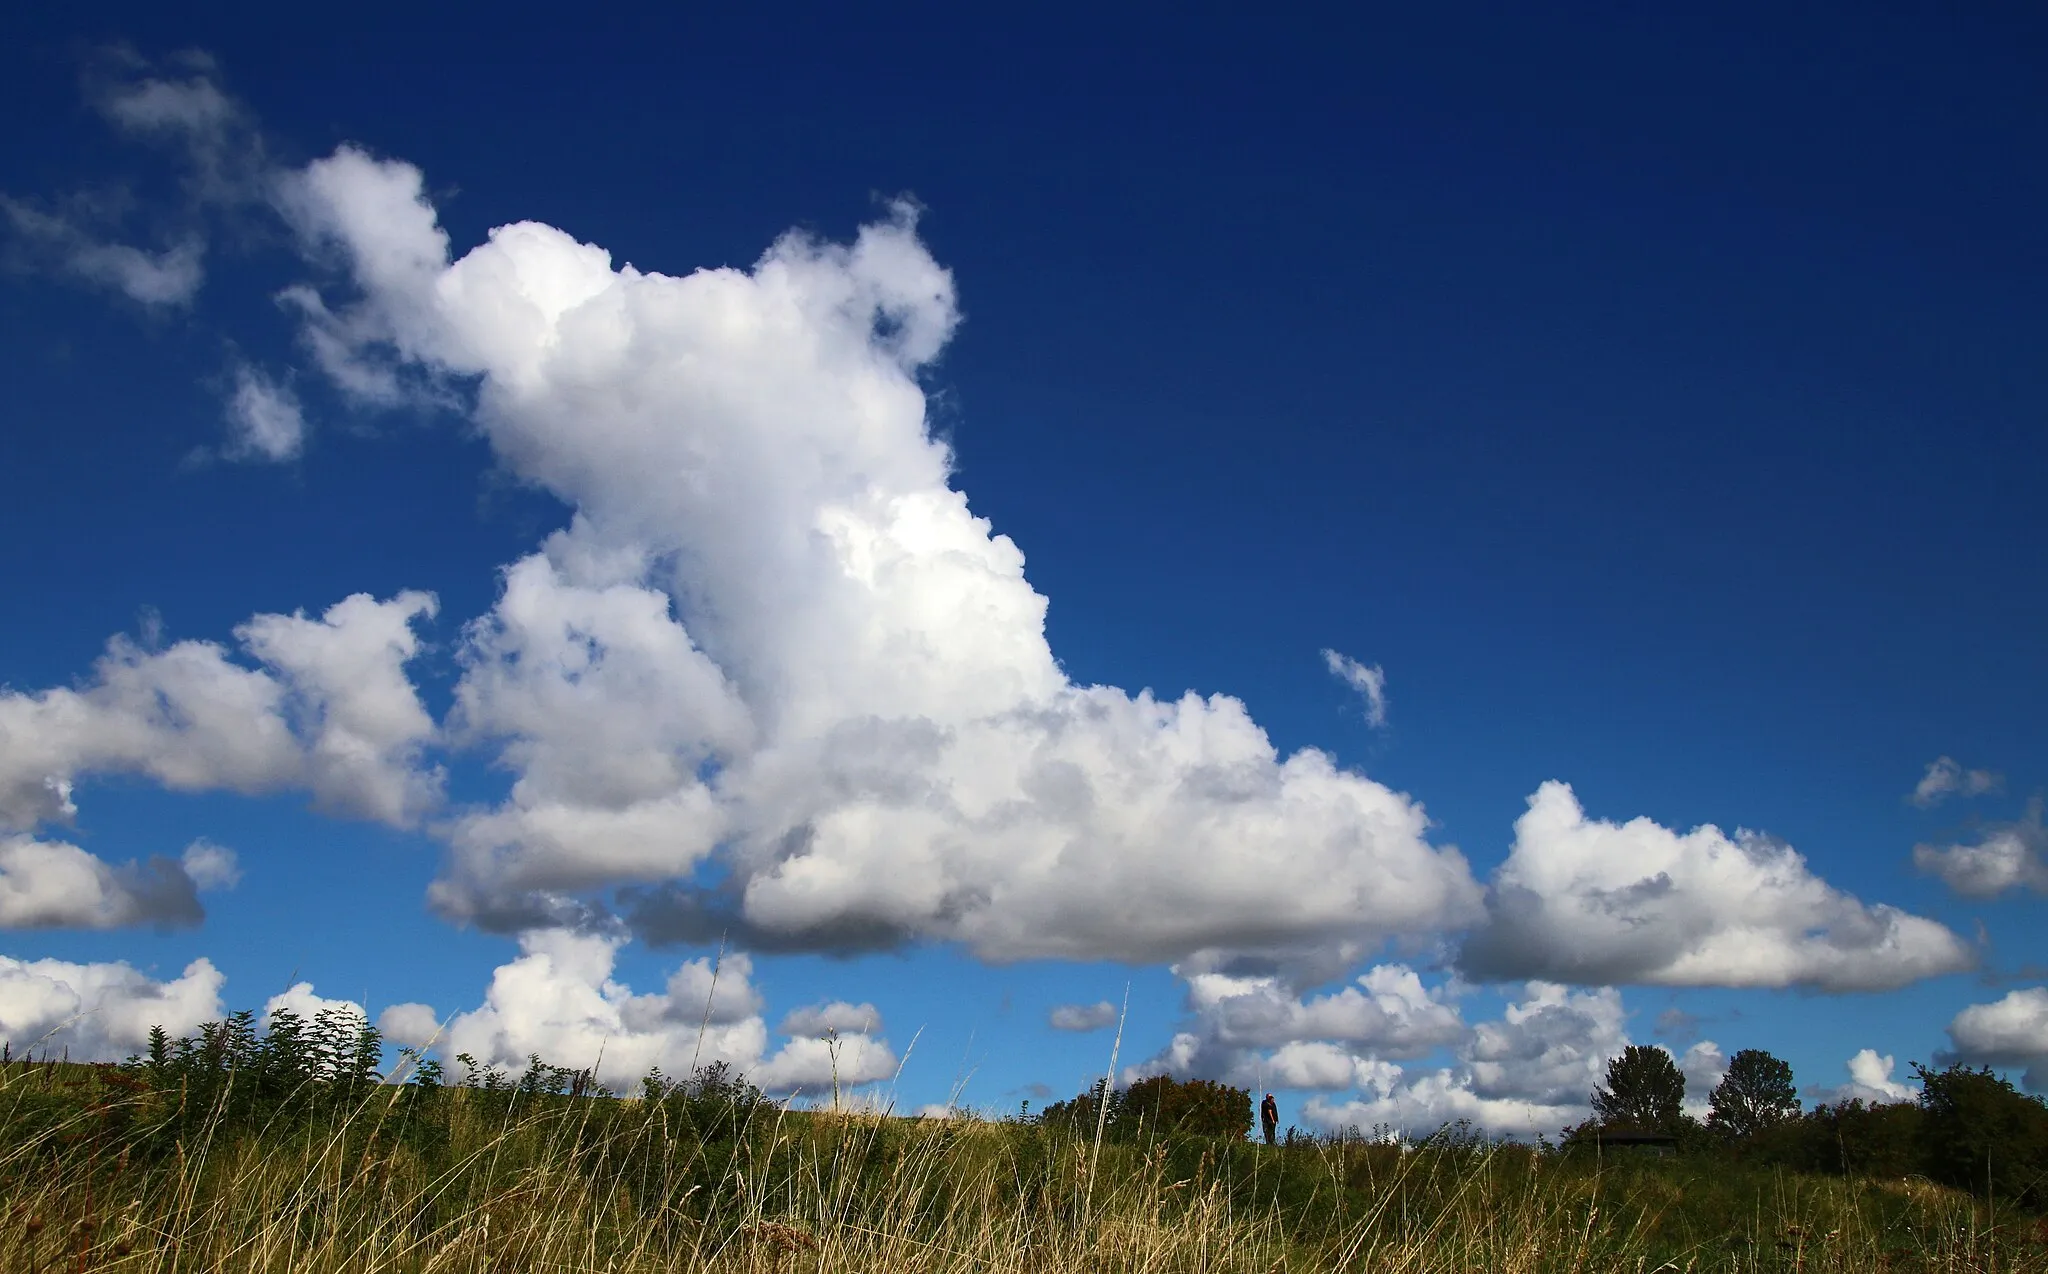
<box><xmin>5</xmin><ymin>1035</ymin><xmax>2048</xmax><ymax>1272</ymax></box>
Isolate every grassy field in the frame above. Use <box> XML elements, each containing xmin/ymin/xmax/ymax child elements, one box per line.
<box><xmin>3</xmin><ymin>1056</ymin><xmax>2045</xmax><ymax>1273</ymax></box>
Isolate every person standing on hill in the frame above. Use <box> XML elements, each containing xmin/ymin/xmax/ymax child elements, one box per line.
<box><xmin>1260</xmin><ymin>1092</ymin><xmax>1279</xmax><ymax>1146</ymax></box>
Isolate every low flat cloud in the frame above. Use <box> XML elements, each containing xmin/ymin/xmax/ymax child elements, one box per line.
<box><xmin>1125</xmin><ymin>965</ymin><xmax>1470</xmax><ymax>1098</ymax></box>
<box><xmin>781</xmin><ymin>1001</ymin><xmax>884</xmax><ymax>1038</ymax></box>
<box><xmin>373</xmin><ymin>931</ymin><xmax>893</xmax><ymax>1093</ymax></box>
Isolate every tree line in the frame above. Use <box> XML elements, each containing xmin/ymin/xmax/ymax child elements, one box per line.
<box><xmin>13</xmin><ymin>1007</ymin><xmax>2048</xmax><ymax>1211</ymax></box>
<box><xmin>1568</xmin><ymin>1044</ymin><xmax>2048</xmax><ymax>1209</ymax></box>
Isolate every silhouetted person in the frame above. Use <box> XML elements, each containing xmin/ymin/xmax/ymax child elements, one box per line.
<box><xmin>1260</xmin><ymin>1092</ymin><xmax>1278</xmax><ymax>1146</ymax></box>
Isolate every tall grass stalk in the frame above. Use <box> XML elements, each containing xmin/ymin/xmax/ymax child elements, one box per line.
<box><xmin>5</xmin><ymin>1058</ymin><xmax>2048</xmax><ymax>1272</ymax></box>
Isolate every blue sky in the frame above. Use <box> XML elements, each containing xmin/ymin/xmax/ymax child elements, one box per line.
<box><xmin>2</xmin><ymin>3</ymin><xmax>2046</xmax><ymax>1131</ymax></box>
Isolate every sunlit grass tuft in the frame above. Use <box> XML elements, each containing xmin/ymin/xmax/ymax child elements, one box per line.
<box><xmin>3</xmin><ymin>1057</ymin><xmax>2047</xmax><ymax>1272</ymax></box>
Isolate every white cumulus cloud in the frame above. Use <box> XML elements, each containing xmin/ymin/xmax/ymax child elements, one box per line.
<box><xmin>1300</xmin><ymin>982</ymin><xmax>1634</xmax><ymax>1139</ymax></box>
<box><xmin>1814</xmin><ymin>1048</ymin><xmax>1915</xmax><ymax>1104</ymax></box>
<box><xmin>367</xmin><ymin>930</ymin><xmax>893</xmax><ymax>1094</ymax></box>
<box><xmin>264</xmin><ymin>981</ymin><xmax>366</xmax><ymax>1030</ymax></box>
<box><xmin>1461</xmin><ymin>782</ymin><xmax>1972</xmax><ymax>992</ymax></box>
<box><xmin>0</xmin><ymin>954</ymin><xmax>224</xmax><ymax>1061</ymax></box>
<box><xmin>1943</xmin><ymin>987</ymin><xmax>2048</xmax><ymax>1090</ymax></box>
<box><xmin>0</xmin><ymin>834</ymin><xmax>205</xmax><ymax>929</ymax></box>
<box><xmin>1677</xmin><ymin>1039</ymin><xmax>1726</xmax><ymax>1119</ymax></box>
<box><xmin>0</xmin><ymin>592</ymin><xmax>440</xmax><ymax>835</ymax></box>
<box><xmin>1127</xmin><ymin>964</ymin><xmax>1468</xmax><ymax>1091</ymax></box>
<box><xmin>1122</xmin><ymin>962</ymin><xmax>1490</xmax><ymax>1106</ymax></box>
<box><xmin>235</xmin><ymin>591</ymin><xmax>442</xmax><ymax>824</ymax></box>
<box><xmin>180</xmin><ymin>839</ymin><xmax>241</xmax><ymax>890</ymax></box>
<box><xmin>270</xmin><ymin>143</ymin><xmax>1483</xmax><ymax>969</ymax></box>
<box><xmin>1914</xmin><ymin>803</ymin><xmax>2047</xmax><ymax>899</ymax></box>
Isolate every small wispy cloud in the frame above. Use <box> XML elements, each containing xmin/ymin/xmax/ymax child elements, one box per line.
<box><xmin>222</xmin><ymin>363</ymin><xmax>306</xmax><ymax>462</ymax></box>
<box><xmin>180</xmin><ymin>839</ymin><xmax>241</xmax><ymax>890</ymax></box>
<box><xmin>1321</xmin><ymin>648</ymin><xmax>1388</xmax><ymax>728</ymax></box>
<box><xmin>0</xmin><ymin>199</ymin><xmax>205</xmax><ymax>306</ymax></box>
<box><xmin>1910</xmin><ymin>756</ymin><xmax>2002</xmax><ymax>809</ymax></box>
<box><xmin>1</xmin><ymin>51</ymin><xmax>265</xmax><ymax>310</ymax></box>
<box><xmin>1048</xmin><ymin>1001</ymin><xmax>1116</xmax><ymax>1032</ymax></box>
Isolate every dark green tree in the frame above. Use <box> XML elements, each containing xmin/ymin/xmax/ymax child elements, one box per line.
<box><xmin>1591</xmin><ymin>1045</ymin><xmax>1687</xmax><ymax>1132</ymax></box>
<box><xmin>1914</xmin><ymin>1062</ymin><xmax>2048</xmax><ymax>1208</ymax></box>
<box><xmin>1708</xmin><ymin>1048</ymin><xmax>1798</xmax><ymax>1139</ymax></box>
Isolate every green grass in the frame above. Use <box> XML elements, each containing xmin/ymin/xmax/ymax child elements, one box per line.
<box><xmin>4</xmin><ymin>1057</ymin><xmax>2047</xmax><ymax>1272</ymax></box>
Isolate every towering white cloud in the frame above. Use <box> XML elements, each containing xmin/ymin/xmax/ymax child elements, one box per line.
<box><xmin>1462</xmin><ymin>782</ymin><xmax>1972</xmax><ymax>992</ymax></box>
<box><xmin>1815</xmin><ymin>1048</ymin><xmax>1915</xmax><ymax>1104</ymax></box>
<box><xmin>0</xmin><ymin>954</ymin><xmax>224</xmax><ymax>1060</ymax></box>
<box><xmin>274</xmin><ymin>144</ymin><xmax>1484</xmax><ymax>967</ymax></box>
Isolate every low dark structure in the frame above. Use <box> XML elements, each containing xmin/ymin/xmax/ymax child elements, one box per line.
<box><xmin>1590</xmin><ymin>1127</ymin><xmax>1678</xmax><ymax>1157</ymax></box>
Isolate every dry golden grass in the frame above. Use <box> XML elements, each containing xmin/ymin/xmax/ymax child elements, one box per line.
<box><xmin>4</xmin><ymin>1064</ymin><xmax>2047</xmax><ymax>1273</ymax></box>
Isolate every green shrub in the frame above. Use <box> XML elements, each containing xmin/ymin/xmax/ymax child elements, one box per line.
<box><xmin>1039</xmin><ymin>1074</ymin><xmax>1250</xmax><ymax>1143</ymax></box>
<box><xmin>1914</xmin><ymin>1061</ymin><xmax>2048</xmax><ymax>1208</ymax></box>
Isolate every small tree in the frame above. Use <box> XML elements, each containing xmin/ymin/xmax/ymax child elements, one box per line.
<box><xmin>1708</xmin><ymin>1048</ymin><xmax>1798</xmax><ymax>1139</ymax></box>
<box><xmin>1592</xmin><ymin>1045</ymin><xmax>1687</xmax><ymax>1132</ymax></box>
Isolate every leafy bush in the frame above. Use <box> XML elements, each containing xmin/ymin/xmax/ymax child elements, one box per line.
<box><xmin>1039</xmin><ymin>1074</ymin><xmax>1250</xmax><ymax>1143</ymax></box>
<box><xmin>1747</xmin><ymin>1098</ymin><xmax>1924</xmax><ymax>1177</ymax></box>
<box><xmin>1914</xmin><ymin>1062</ymin><xmax>2048</xmax><ymax>1208</ymax></box>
